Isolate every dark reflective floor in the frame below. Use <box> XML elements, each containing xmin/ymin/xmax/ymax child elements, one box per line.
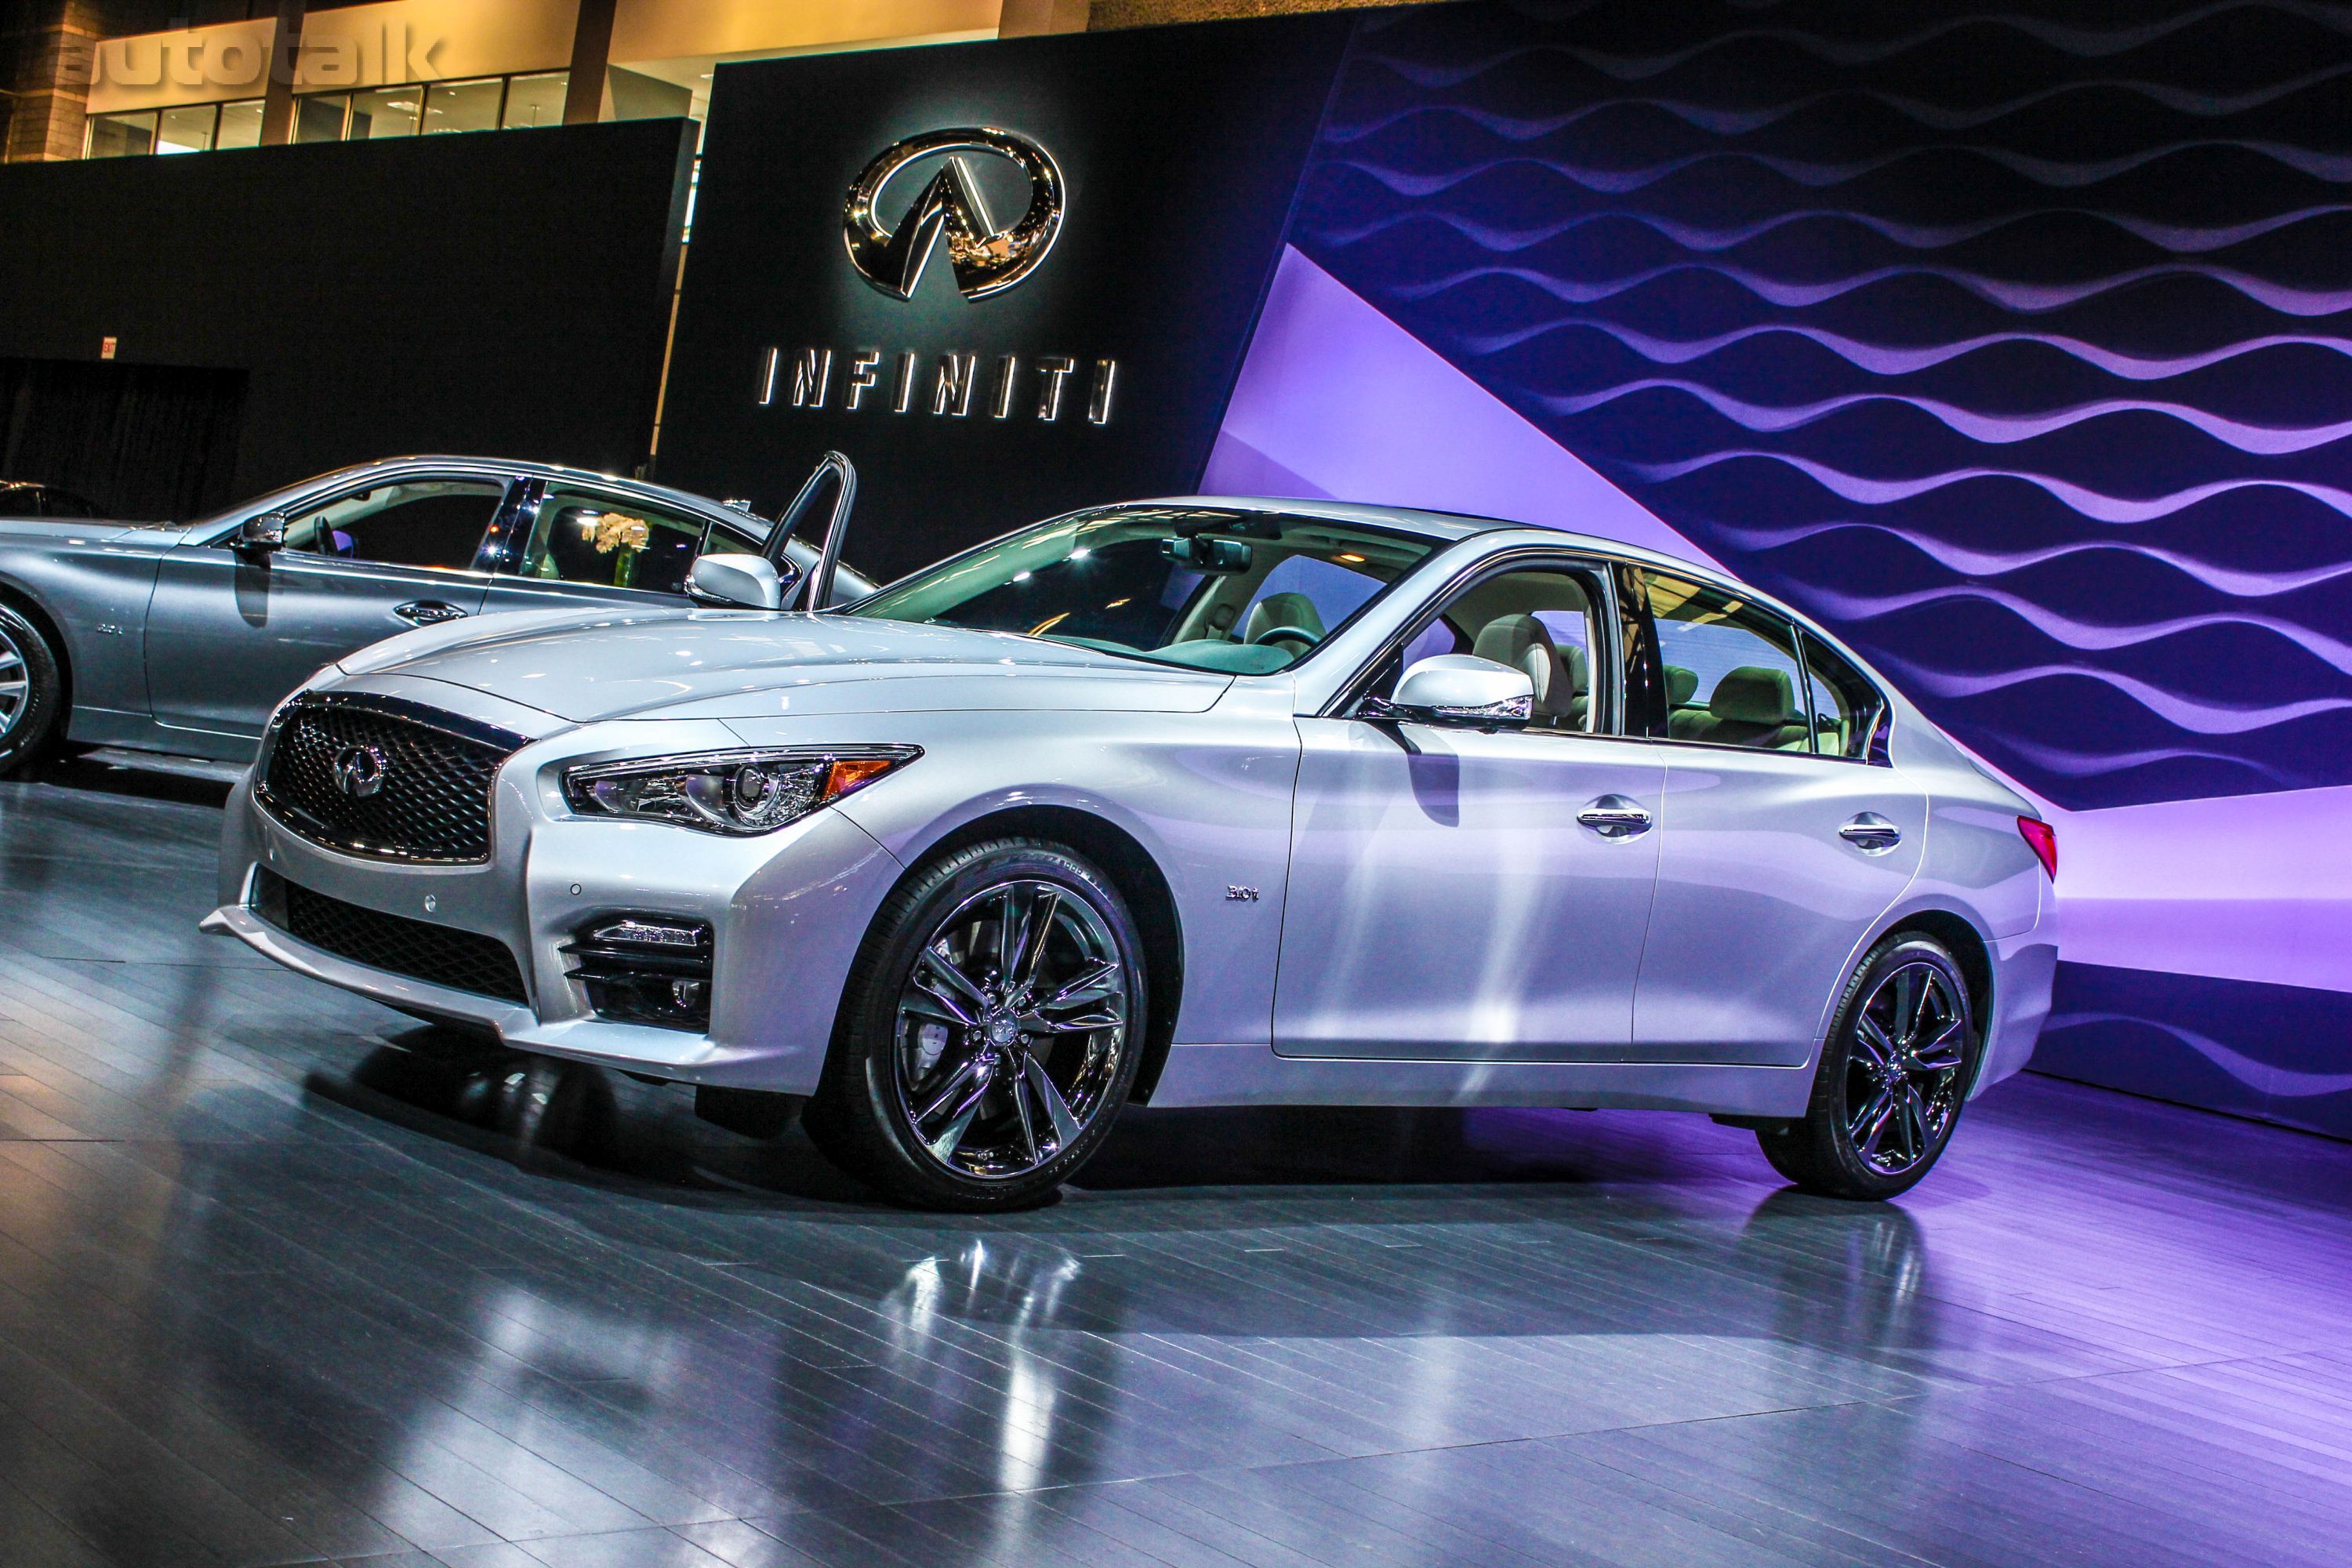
<box><xmin>3</xmin><ymin>756</ymin><xmax>2350</xmax><ymax>1566</ymax></box>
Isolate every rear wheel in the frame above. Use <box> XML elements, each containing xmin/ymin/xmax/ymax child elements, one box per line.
<box><xmin>805</xmin><ymin>838</ymin><xmax>1145</xmax><ymax>1210</ymax></box>
<box><xmin>1758</xmin><ymin>934</ymin><xmax>1979</xmax><ymax>1200</ymax></box>
<box><xmin>0</xmin><ymin>605</ymin><xmax>64</xmax><ymax>777</ymax></box>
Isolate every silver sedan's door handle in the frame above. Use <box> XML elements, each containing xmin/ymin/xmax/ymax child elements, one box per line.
<box><xmin>1839</xmin><ymin>812</ymin><xmax>1903</xmax><ymax>853</ymax></box>
<box><xmin>1577</xmin><ymin>795</ymin><xmax>1653</xmax><ymax>839</ymax></box>
<box><xmin>394</xmin><ymin>600</ymin><xmax>467</xmax><ymax>626</ymax></box>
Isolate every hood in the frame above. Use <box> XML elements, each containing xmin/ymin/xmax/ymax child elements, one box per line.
<box><xmin>348</xmin><ymin>607</ymin><xmax>1236</xmax><ymax>723</ymax></box>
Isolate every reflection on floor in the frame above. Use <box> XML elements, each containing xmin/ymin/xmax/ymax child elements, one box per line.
<box><xmin>0</xmin><ymin>756</ymin><xmax>2348</xmax><ymax>1567</ymax></box>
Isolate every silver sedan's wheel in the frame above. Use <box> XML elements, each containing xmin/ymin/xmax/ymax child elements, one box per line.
<box><xmin>0</xmin><ymin>605</ymin><xmax>64</xmax><ymax>776</ymax></box>
<box><xmin>806</xmin><ymin>837</ymin><xmax>1147</xmax><ymax>1210</ymax></box>
<box><xmin>0</xmin><ymin>622</ymin><xmax>27</xmax><ymax>738</ymax></box>
<box><xmin>1842</xmin><ymin>962</ymin><xmax>1966</xmax><ymax>1177</ymax></box>
<box><xmin>894</xmin><ymin>877</ymin><xmax>1131</xmax><ymax>1181</ymax></box>
<box><xmin>1758</xmin><ymin>933</ymin><xmax>1978</xmax><ymax>1200</ymax></box>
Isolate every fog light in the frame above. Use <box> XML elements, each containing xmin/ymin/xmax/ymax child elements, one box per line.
<box><xmin>560</xmin><ymin>913</ymin><xmax>715</xmax><ymax>1032</ymax></box>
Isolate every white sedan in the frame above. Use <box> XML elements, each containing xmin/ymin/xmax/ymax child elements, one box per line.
<box><xmin>207</xmin><ymin>493</ymin><xmax>2056</xmax><ymax>1210</ymax></box>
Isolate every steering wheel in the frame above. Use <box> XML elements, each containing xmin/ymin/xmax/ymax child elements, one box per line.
<box><xmin>1247</xmin><ymin>623</ymin><xmax>1323</xmax><ymax>650</ymax></box>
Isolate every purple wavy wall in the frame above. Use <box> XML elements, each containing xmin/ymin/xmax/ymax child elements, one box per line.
<box><xmin>1288</xmin><ymin>0</ymin><xmax>2352</xmax><ymax>814</ymax></box>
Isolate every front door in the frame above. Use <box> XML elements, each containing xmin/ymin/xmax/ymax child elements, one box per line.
<box><xmin>145</xmin><ymin>477</ymin><xmax>510</xmax><ymax>740</ymax></box>
<box><xmin>1275</xmin><ymin>559</ymin><xmax>1667</xmax><ymax>1061</ymax></box>
<box><xmin>1623</xmin><ymin>566</ymin><xmax>1926</xmax><ymax>1065</ymax></box>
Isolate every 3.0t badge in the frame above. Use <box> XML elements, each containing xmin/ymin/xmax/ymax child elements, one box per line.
<box><xmin>332</xmin><ymin>743</ymin><xmax>389</xmax><ymax>799</ymax></box>
<box><xmin>843</xmin><ymin>127</ymin><xmax>1065</xmax><ymax>301</ymax></box>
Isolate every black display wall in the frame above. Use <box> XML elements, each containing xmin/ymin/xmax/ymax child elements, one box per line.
<box><xmin>0</xmin><ymin>357</ymin><xmax>248</xmax><ymax>517</ymax></box>
<box><xmin>655</xmin><ymin>17</ymin><xmax>1356</xmax><ymax>581</ymax></box>
<box><xmin>0</xmin><ymin>118</ymin><xmax>695</xmax><ymax>509</ymax></box>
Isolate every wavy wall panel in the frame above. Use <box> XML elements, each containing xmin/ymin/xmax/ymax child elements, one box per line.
<box><xmin>1289</xmin><ymin>0</ymin><xmax>2352</xmax><ymax>812</ymax></box>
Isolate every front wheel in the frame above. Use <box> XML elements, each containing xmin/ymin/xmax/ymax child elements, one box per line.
<box><xmin>805</xmin><ymin>838</ymin><xmax>1146</xmax><ymax>1210</ymax></box>
<box><xmin>0</xmin><ymin>604</ymin><xmax>65</xmax><ymax>777</ymax></box>
<box><xmin>1758</xmin><ymin>934</ymin><xmax>1980</xmax><ymax>1200</ymax></box>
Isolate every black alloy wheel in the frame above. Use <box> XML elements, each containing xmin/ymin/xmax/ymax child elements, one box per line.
<box><xmin>1759</xmin><ymin>933</ymin><xmax>1980</xmax><ymax>1200</ymax></box>
<box><xmin>806</xmin><ymin>837</ymin><xmax>1145</xmax><ymax>1210</ymax></box>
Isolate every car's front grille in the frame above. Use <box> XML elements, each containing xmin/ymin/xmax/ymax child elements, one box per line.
<box><xmin>256</xmin><ymin>693</ymin><xmax>525</xmax><ymax>863</ymax></box>
<box><xmin>252</xmin><ymin>868</ymin><xmax>528</xmax><ymax>1004</ymax></box>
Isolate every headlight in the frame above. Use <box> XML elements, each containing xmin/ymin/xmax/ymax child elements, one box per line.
<box><xmin>561</xmin><ymin>746</ymin><xmax>920</xmax><ymax>836</ymax></box>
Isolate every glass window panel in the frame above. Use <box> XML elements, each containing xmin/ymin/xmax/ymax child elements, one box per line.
<box><xmin>348</xmin><ymin>85</ymin><xmax>419</xmax><ymax>140</ymax></box>
<box><xmin>501</xmin><ymin>71</ymin><xmax>567</xmax><ymax>129</ymax></box>
<box><xmin>286</xmin><ymin>481</ymin><xmax>507</xmax><ymax>570</ymax></box>
<box><xmin>510</xmin><ymin>488</ymin><xmax>711</xmax><ymax>595</ymax></box>
<box><xmin>1800</xmin><ymin>633</ymin><xmax>1888</xmax><ymax>761</ymax></box>
<box><xmin>86</xmin><ymin>112</ymin><xmax>158</xmax><ymax>158</ymax></box>
<box><xmin>293</xmin><ymin>94</ymin><xmax>348</xmax><ymax>143</ymax></box>
<box><xmin>424</xmin><ymin>78</ymin><xmax>503</xmax><ymax>136</ymax></box>
<box><xmin>1638</xmin><ymin>569</ymin><xmax>1812</xmax><ymax>752</ymax></box>
<box><xmin>156</xmin><ymin>104</ymin><xmax>216</xmax><ymax>154</ymax></box>
<box><xmin>216</xmin><ymin>100</ymin><xmax>263</xmax><ymax>150</ymax></box>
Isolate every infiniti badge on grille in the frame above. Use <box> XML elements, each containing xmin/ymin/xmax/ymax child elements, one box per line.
<box><xmin>332</xmin><ymin>743</ymin><xmax>390</xmax><ymax>798</ymax></box>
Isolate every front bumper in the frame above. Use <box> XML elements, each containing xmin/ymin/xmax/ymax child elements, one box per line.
<box><xmin>209</xmin><ymin>677</ymin><xmax>907</xmax><ymax>1092</ymax></box>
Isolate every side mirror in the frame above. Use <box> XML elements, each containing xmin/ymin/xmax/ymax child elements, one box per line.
<box><xmin>234</xmin><ymin>511</ymin><xmax>289</xmax><ymax>554</ymax></box>
<box><xmin>688</xmin><ymin>552</ymin><xmax>783</xmax><ymax>610</ymax></box>
<box><xmin>1374</xmin><ymin>654</ymin><xmax>1535</xmax><ymax>728</ymax></box>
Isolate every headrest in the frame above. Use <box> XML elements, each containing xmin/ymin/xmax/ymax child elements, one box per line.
<box><xmin>1472</xmin><ymin>614</ymin><xmax>1568</xmax><ymax>718</ymax></box>
<box><xmin>1664</xmin><ymin>664</ymin><xmax>1699</xmax><ymax>707</ymax></box>
<box><xmin>1710</xmin><ymin>666</ymin><xmax>1799</xmax><ymax>725</ymax></box>
<box><xmin>1243</xmin><ymin>591</ymin><xmax>1325</xmax><ymax>645</ymax></box>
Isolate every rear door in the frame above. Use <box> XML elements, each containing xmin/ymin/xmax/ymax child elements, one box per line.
<box><xmin>1621</xmin><ymin>565</ymin><xmax>1925</xmax><ymax>1065</ymax></box>
<box><xmin>144</xmin><ymin>474</ymin><xmax>510</xmax><ymax>740</ymax></box>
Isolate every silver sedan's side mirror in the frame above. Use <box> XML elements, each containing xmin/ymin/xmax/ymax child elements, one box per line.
<box><xmin>234</xmin><ymin>511</ymin><xmax>290</xmax><ymax>554</ymax></box>
<box><xmin>1376</xmin><ymin>654</ymin><xmax>1536</xmax><ymax>727</ymax></box>
<box><xmin>688</xmin><ymin>551</ymin><xmax>783</xmax><ymax>609</ymax></box>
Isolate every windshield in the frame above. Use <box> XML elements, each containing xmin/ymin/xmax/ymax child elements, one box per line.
<box><xmin>846</xmin><ymin>505</ymin><xmax>1443</xmax><ymax>673</ymax></box>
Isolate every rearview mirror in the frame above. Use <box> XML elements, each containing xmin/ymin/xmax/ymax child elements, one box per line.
<box><xmin>688</xmin><ymin>552</ymin><xmax>783</xmax><ymax>610</ymax></box>
<box><xmin>234</xmin><ymin>511</ymin><xmax>289</xmax><ymax>554</ymax></box>
<box><xmin>1375</xmin><ymin>654</ymin><xmax>1535</xmax><ymax>728</ymax></box>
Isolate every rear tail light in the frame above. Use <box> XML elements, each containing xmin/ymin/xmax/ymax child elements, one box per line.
<box><xmin>2017</xmin><ymin>816</ymin><xmax>2057</xmax><ymax>880</ymax></box>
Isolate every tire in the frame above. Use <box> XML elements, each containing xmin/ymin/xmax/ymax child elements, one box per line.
<box><xmin>804</xmin><ymin>837</ymin><xmax>1147</xmax><ymax>1211</ymax></box>
<box><xmin>0</xmin><ymin>604</ymin><xmax>65</xmax><ymax>777</ymax></box>
<box><xmin>1757</xmin><ymin>933</ymin><xmax>1980</xmax><ymax>1200</ymax></box>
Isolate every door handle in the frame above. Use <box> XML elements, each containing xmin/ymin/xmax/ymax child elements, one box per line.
<box><xmin>394</xmin><ymin>601</ymin><xmax>467</xmax><ymax>626</ymax></box>
<box><xmin>1577</xmin><ymin>795</ymin><xmax>1653</xmax><ymax>839</ymax></box>
<box><xmin>1839</xmin><ymin>812</ymin><xmax>1903</xmax><ymax>853</ymax></box>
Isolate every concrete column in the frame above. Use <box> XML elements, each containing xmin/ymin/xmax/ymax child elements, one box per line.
<box><xmin>2</xmin><ymin>2</ymin><xmax>100</xmax><ymax>163</ymax></box>
<box><xmin>256</xmin><ymin>0</ymin><xmax>307</xmax><ymax>147</ymax></box>
<box><xmin>563</xmin><ymin>0</ymin><xmax>618</xmax><ymax>127</ymax></box>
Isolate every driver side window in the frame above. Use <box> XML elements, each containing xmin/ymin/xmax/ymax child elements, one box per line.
<box><xmin>1366</xmin><ymin>564</ymin><xmax>1604</xmax><ymax>735</ymax></box>
<box><xmin>284</xmin><ymin>480</ymin><xmax>508</xmax><ymax>570</ymax></box>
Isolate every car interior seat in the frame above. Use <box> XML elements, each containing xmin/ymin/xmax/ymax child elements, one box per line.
<box><xmin>1672</xmin><ymin>665</ymin><xmax>1813</xmax><ymax>750</ymax></box>
<box><xmin>1472</xmin><ymin>612</ymin><xmax>1585</xmax><ymax>728</ymax></box>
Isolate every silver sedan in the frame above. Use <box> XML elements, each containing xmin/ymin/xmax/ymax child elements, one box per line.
<box><xmin>206</xmin><ymin>497</ymin><xmax>2056</xmax><ymax>1209</ymax></box>
<box><xmin>0</xmin><ymin>455</ymin><xmax>871</xmax><ymax>772</ymax></box>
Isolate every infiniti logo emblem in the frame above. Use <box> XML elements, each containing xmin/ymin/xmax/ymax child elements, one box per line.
<box><xmin>843</xmin><ymin>126</ymin><xmax>1064</xmax><ymax>301</ymax></box>
<box><xmin>332</xmin><ymin>743</ymin><xmax>388</xmax><ymax>798</ymax></box>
